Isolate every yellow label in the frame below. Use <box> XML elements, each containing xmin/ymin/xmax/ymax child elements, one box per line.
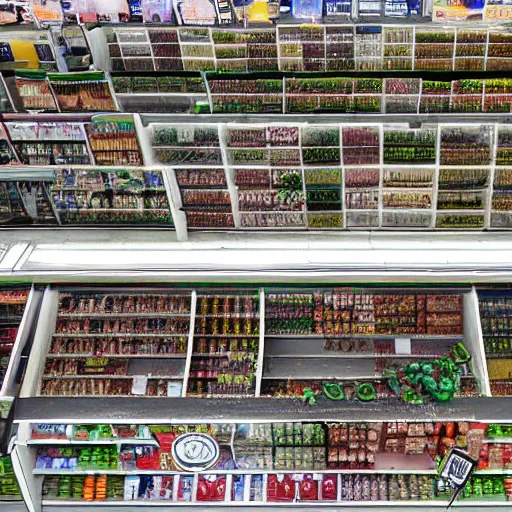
<box><xmin>9</xmin><ymin>41</ymin><xmax>39</xmax><ymax>69</ymax></box>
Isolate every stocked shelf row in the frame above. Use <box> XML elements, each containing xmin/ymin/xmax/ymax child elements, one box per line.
<box><xmin>8</xmin><ymin>119</ymin><xmax>512</xmax><ymax>231</ymax></box>
<box><xmin>9</xmin><ymin>71</ymin><xmax>512</xmax><ymax>116</ymax></box>
<box><xmin>2</xmin><ymin>284</ymin><xmax>491</xmax><ymax>400</ymax></box>
<box><xmin>9</xmin><ymin>419</ymin><xmax>512</xmax><ymax>510</ymax></box>
<box><xmin>93</xmin><ymin>25</ymin><xmax>512</xmax><ymax>74</ymax></box>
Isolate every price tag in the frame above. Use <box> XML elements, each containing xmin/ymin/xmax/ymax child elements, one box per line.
<box><xmin>131</xmin><ymin>376</ymin><xmax>148</xmax><ymax>396</ymax></box>
<box><xmin>395</xmin><ymin>338</ymin><xmax>411</xmax><ymax>355</ymax></box>
<box><xmin>167</xmin><ymin>382</ymin><xmax>182</xmax><ymax>397</ymax></box>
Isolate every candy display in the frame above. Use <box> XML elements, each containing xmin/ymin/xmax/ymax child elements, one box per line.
<box><xmin>189</xmin><ymin>292</ymin><xmax>260</xmax><ymax>397</ymax></box>
<box><xmin>11</xmin><ymin>71</ymin><xmax>58</xmax><ymax>112</ymax></box>
<box><xmin>88</xmin><ymin>116</ymin><xmax>143</xmax><ymax>166</ymax></box>
<box><xmin>176</xmin><ymin>169</ymin><xmax>234</xmax><ymax>228</ymax></box>
<box><xmin>212</xmin><ymin>29</ymin><xmax>278</xmax><ymax>73</ymax></box>
<box><xmin>151</xmin><ymin>125</ymin><xmax>221</xmax><ymax>165</ymax></box>
<box><xmin>305</xmin><ymin>169</ymin><xmax>343</xmax><ymax>229</ymax></box>
<box><xmin>265</xmin><ymin>289</ymin><xmax>463</xmax><ymax>336</ymax></box>
<box><xmin>210</xmin><ymin>78</ymin><xmax>283</xmax><ymax>114</ymax></box>
<box><xmin>383</xmin><ymin>127</ymin><xmax>436</xmax><ymax>165</ymax></box>
<box><xmin>48</xmin><ymin>72</ymin><xmax>116</xmax><ymax>112</ymax></box>
<box><xmin>41</xmin><ymin>291</ymin><xmax>192</xmax><ymax>397</ymax></box>
<box><xmin>440</xmin><ymin>126</ymin><xmax>492</xmax><ymax>166</ymax></box>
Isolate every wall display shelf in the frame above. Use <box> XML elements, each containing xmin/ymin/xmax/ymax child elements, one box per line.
<box><xmin>19</xmin><ymin>284</ymin><xmax>488</xmax><ymax>401</ymax></box>
<box><xmin>90</xmin><ymin>26</ymin><xmax>512</xmax><ymax>74</ymax></box>
<box><xmin>11</xmin><ymin>418</ymin><xmax>512</xmax><ymax>511</ymax></box>
<box><xmin>261</xmin><ymin>287</ymin><xmax>484</xmax><ymax>399</ymax></box>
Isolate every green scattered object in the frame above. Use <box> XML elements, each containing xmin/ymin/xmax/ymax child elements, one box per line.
<box><xmin>323</xmin><ymin>382</ymin><xmax>344</xmax><ymax>400</ymax></box>
<box><xmin>302</xmin><ymin>387</ymin><xmax>316</xmax><ymax>406</ymax></box>
<box><xmin>356</xmin><ymin>382</ymin><xmax>376</xmax><ymax>401</ymax></box>
<box><xmin>384</xmin><ymin>342</ymin><xmax>471</xmax><ymax>404</ymax></box>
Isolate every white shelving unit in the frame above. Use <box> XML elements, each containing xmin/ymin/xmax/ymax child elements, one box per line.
<box><xmin>89</xmin><ymin>24</ymin><xmax>512</xmax><ymax>74</ymax></box>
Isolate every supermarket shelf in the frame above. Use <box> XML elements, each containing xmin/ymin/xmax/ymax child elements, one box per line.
<box><xmin>36</xmin><ymin>504</ymin><xmax>512</xmax><ymax>512</ymax></box>
<box><xmin>26</xmin><ymin>438</ymin><xmax>158</xmax><ymax>446</ymax></box>
<box><xmin>14</xmin><ymin>397</ymin><xmax>512</xmax><ymax>424</ymax></box>
<box><xmin>139</xmin><ymin>113</ymin><xmax>512</xmax><ymax>125</ymax></box>
<box><xmin>33</xmin><ymin>469</ymin><xmax>438</xmax><ymax>476</ymax></box>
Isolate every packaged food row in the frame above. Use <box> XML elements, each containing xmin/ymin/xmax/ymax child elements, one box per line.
<box><xmin>104</xmin><ymin>26</ymin><xmax>512</xmax><ymax>73</ymax></box>
<box><xmin>265</xmin><ymin>290</ymin><xmax>463</xmax><ymax>336</ymax></box>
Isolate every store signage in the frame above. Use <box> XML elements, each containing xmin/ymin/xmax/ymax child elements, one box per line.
<box><xmin>171</xmin><ymin>433</ymin><xmax>220</xmax><ymax>472</ymax></box>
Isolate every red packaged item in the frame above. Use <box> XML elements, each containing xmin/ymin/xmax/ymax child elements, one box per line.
<box><xmin>196</xmin><ymin>476</ymin><xmax>226</xmax><ymax>501</ymax></box>
<box><xmin>267</xmin><ymin>474</ymin><xmax>295</xmax><ymax>502</ymax></box>
<box><xmin>322</xmin><ymin>475</ymin><xmax>337</xmax><ymax>500</ymax></box>
<box><xmin>154</xmin><ymin>432</ymin><xmax>176</xmax><ymax>453</ymax></box>
<box><xmin>299</xmin><ymin>476</ymin><xmax>318</xmax><ymax>501</ymax></box>
<box><xmin>136</xmin><ymin>447</ymin><xmax>161</xmax><ymax>470</ymax></box>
